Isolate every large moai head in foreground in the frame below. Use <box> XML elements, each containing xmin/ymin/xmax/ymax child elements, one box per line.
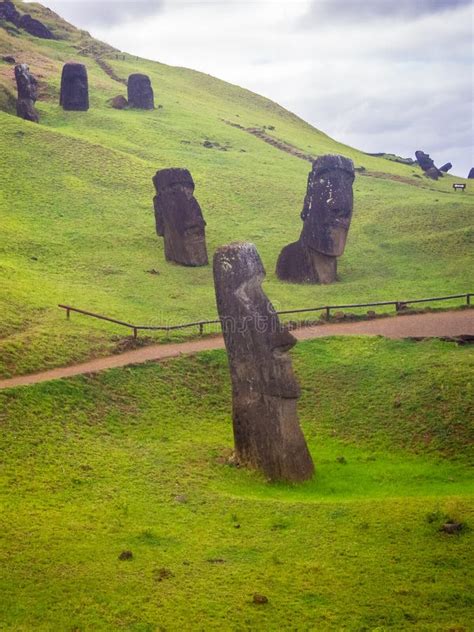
<box><xmin>300</xmin><ymin>154</ymin><xmax>355</xmax><ymax>258</ymax></box>
<box><xmin>213</xmin><ymin>242</ymin><xmax>314</xmax><ymax>482</ymax></box>
<box><xmin>14</xmin><ymin>63</ymin><xmax>39</xmax><ymax>122</ymax></box>
<box><xmin>128</xmin><ymin>74</ymin><xmax>154</xmax><ymax>109</ymax></box>
<box><xmin>276</xmin><ymin>154</ymin><xmax>355</xmax><ymax>284</ymax></box>
<box><xmin>60</xmin><ymin>63</ymin><xmax>89</xmax><ymax>111</ymax></box>
<box><xmin>152</xmin><ymin>168</ymin><xmax>208</xmax><ymax>266</ymax></box>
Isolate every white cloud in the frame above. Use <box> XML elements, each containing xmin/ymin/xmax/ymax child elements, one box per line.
<box><xmin>41</xmin><ymin>0</ymin><xmax>473</xmax><ymax>175</ymax></box>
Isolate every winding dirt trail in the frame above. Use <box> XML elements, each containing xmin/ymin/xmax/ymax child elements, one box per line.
<box><xmin>0</xmin><ymin>310</ymin><xmax>472</xmax><ymax>390</ymax></box>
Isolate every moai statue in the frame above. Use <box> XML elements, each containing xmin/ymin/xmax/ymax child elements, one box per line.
<box><xmin>127</xmin><ymin>73</ymin><xmax>154</xmax><ymax>109</ymax></box>
<box><xmin>276</xmin><ymin>154</ymin><xmax>355</xmax><ymax>284</ymax></box>
<box><xmin>214</xmin><ymin>242</ymin><xmax>315</xmax><ymax>483</ymax></box>
<box><xmin>14</xmin><ymin>63</ymin><xmax>39</xmax><ymax>122</ymax></box>
<box><xmin>152</xmin><ymin>168</ymin><xmax>208</xmax><ymax>266</ymax></box>
<box><xmin>60</xmin><ymin>63</ymin><xmax>89</xmax><ymax>111</ymax></box>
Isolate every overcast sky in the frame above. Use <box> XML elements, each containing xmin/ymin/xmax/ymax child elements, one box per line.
<box><xmin>39</xmin><ymin>0</ymin><xmax>473</xmax><ymax>176</ymax></box>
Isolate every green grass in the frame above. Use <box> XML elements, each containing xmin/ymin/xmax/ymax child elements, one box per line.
<box><xmin>0</xmin><ymin>337</ymin><xmax>473</xmax><ymax>630</ymax></box>
<box><xmin>0</xmin><ymin>4</ymin><xmax>473</xmax><ymax>377</ymax></box>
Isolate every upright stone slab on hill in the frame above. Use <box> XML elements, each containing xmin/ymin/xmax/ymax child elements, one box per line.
<box><xmin>152</xmin><ymin>168</ymin><xmax>208</xmax><ymax>266</ymax></box>
<box><xmin>468</xmin><ymin>168</ymin><xmax>474</xmax><ymax>179</ymax></box>
<box><xmin>213</xmin><ymin>242</ymin><xmax>314</xmax><ymax>483</ymax></box>
<box><xmin>60</xmin><ymin>63</ymin><xmax>89</xmax><ymax>111</ymax></box>
<box><xmin>14</xmin><ymin>63</ymin><xmax>39</xmax><ymax>122</ymax></box>
<box><xmin>277</xmin><ymin>154</ymin><xmax>355</xmax><ymax>284</ymax></box>
<box><xmin>127</xmin><ymin>74</ymin><xmax>154</xmax><ymax>109</ymax></box>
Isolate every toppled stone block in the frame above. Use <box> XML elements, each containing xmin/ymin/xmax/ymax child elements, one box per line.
<box><xmin>60</xmin><ymin>63</ymin><xmax>89</xmax><ymax>111</ymax></box>
<box><xmin>127</xmin><ymin>73</ymin><xmax>154</xmax><ymax>109</ymax></box>
<box><xmin>214</xmin><ymin>242</ymin><xmax>314</xmax><ymax>482</ymax></box>
<box><xmin>152</xmin><ymin>168</ymin><xmax>208</xmax><ymax>266</ymax></box>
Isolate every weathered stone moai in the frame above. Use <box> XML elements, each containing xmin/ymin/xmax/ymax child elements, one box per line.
<box><xmin>467</xmin><ymin>168</ymin><xmax>474</xmax><ymax>179</ymax></box>
<box><xmin>14</xmin><ymin>63</ymin><xmax>39</xmax><ymax>122</ymax></box>
<box><xmin>60</xmin><ymin>63</ymin><xmax>89</xmax><ymax>111</ymax></box>
<box><xmin>127</xmin><ymin>74</ymin><xmax>154</xmax><ymax>109</ymax></box>
<box><xmin>276</xmin><ymin>154</ymin><xmax>355</xmax><ymax>284</ymax></box>
<box><xmin>415</xmin><ymin>150</ymin><xmax>442</xmax><ymax>179</ymax></box>
<box><xmin>152</xmin><ymin>168</ymin><xmax>208</xmax><ymax>266</ymax></box>
<box><xmin>214</xmin><ymin>242</ymin><xmax>314</xmax><ymax>482</ymax></box>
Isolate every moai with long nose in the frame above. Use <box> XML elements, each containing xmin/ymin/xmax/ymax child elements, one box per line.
<box><xmin>14</xmin><ymin>63</ymin><xmax>39</xmax><ymax>122</ymax></box>
<box><xmin>152</xmin><ymin>168</ymin><xmax>208</xmax><ymax>266</ymax></box>
<box><xmin>276</xmin><ymin>155</ymin><xmax>355</xmax><ymax>284</ymax></box>
<box><xmin>213</xmin><ymin>242</ymin><xmax>315</xmax><ymax>482</ymax></box>
<box><xmin>128</xmin><ymin>74</ymin><xmax>154</xmax><ymax>109</ymax></box>
<box><xmin>60</xmin><ymin>63</ymin><xmax>89</xmax><ymax>111</ymax></box>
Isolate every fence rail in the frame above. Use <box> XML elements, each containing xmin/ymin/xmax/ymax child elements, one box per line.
<box><xmin>58</xmin><ymin>292</ymin><xmax>472</xmax><ymax>338</ymax></box>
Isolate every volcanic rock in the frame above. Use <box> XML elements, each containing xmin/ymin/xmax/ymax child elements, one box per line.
<box><xmin>19</xmin><ymin>14</ymin><xmax>53</xmax><ymax>39</ymax></box>
<box><xmin>425</xmin><ymin>167</ymin><xmax>440</xmax><ymax>180</ymax></box>
<box><xmin>109</xmin><ymin>94</ymin><xmax>128</xmax><ymax>109</ymax></box>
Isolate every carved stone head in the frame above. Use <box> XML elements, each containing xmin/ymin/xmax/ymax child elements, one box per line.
<box><xmin>128</xmin><ymin>73</ymin><xmax>154</xmax><ymax>110</ymax></box>
<box><xmin>60</xmin><ymin>63</ymin><xmax>89</xmax><ymax>111</ymax></box>
<box><xmin>300</xmin><ymin>154</ymin><xmax>355</xmax><ymax>257</ymax></box>
<box><xmin>152</xmin><ymin>168</ymin><xmax>208</xmax><ymax>266</ymax></box>
<box><xmin>214</xmin><ymin>242</ymin><xmax>300</xmax><ymax>399</ymax></box>
<box><xmin>14</xmin><ymin>64</ymin><xmax>37</xmax><ymax>101</ymax></box>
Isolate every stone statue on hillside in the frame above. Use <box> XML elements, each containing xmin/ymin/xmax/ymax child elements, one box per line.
<box><xmin>439</xmin><ymin>162</ymin><xmax>452</xmax><ymax>173</ymax></box>
<box><xmin>468</xmin><ymin>168</ymin><xmax>474</xmax><ymax>179</ymax></box>
<box><xmin>60</xmin><ymin>63</ymin><xmax>89</xmax><ymax>111</ymax></box>
<box><xmin>14</xmin><ymin>63</ymin><xmax>39</xmax><ymax>122</ymax></box>
<box><xmin>213</xmin><ymin>242</ymin><xmax>314</xmax><ymax>483</ymax></box>
<box><xmin>152</xmin><ymin>168</ymin><xmax>208</xmax><ymax>266</ymax></box>
<box><xmin>415</xmin><ymin>150</ymin><xmax>443</xmax><ymax>180</ymax></box>
<box><xmin>128</xmin><ymin>74</ymin><xmax>154</xmax><ymax>109</ymax></box>
<box><xmin>276</xmin><ymin>154</ymin><xmax>355</xmax><ymax>284</ymax></box>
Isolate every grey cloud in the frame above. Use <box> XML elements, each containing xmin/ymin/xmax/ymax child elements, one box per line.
<box><xmin>304</xmin><ymin>0</ymin><xmax>472</xmax><ymax>24</ymax></box>
<box><xmin>44</xmin><ymin>1</ymin><xmax>163</xmax><ymax>27</ymax></box>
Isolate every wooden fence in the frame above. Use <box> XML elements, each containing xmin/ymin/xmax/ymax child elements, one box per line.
<box><xmin>58</xmin><ymin>292</ymin><xmax>473</xmax><ymax>338</ymax></box>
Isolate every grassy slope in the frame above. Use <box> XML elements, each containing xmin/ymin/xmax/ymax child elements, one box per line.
<box><xmin>0</xmin><ymin>2</ymin><xmax>472</xmax><ymax>377</ymax></box>
<box><xmin>0</xmin><ymin>337</ymin><xmax>473</xmax><ymax>630</ymax></box>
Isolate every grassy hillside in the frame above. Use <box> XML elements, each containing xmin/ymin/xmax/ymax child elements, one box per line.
<box><xmin>0</xmin><ymin>1</ymin><xmax>473</xmax><ymax>377</ymax></box>
<box><xmin>0</xmin><ymin>336</ymin><xmax>473</xmax><ymax>630</ymax></box>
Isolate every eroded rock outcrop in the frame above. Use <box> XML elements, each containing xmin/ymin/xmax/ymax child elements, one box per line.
<box><xmin>128</xmin><ymin>74</ymin><xmax>154</xmax><ymax>109</ymax></box>
<box><xmin>276</xmin><ymin>154</ymin><xmax>355</xmax><ymax>284</ymax></box>
<box><xmin>14</xmin><ymin>63</ymin><xmax>39</xmax><ymax>122</ymax></box>
<box><xmin>0</xmin><ymin>1</ymin><xmax>53</xmax><ymax>38</ymax></box>
<box><xmin>60</xmin><ymin>63</ymin><xmax>89</xmax><ymax>111</ymax></box>
<box><xmin>152</xmin><ymin>168</ymin><xmax>208</xmax><ymax>266</ymax></box>
<box><xmin>214</xmin><ymin>242</ymin><xmax>314</xmax><ymax>482</ymax></box>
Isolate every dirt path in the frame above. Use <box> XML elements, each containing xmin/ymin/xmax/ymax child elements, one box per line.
<box><xmin>0</xmin><ymin>310</ymin><xmax>472</xmax><ymax>390</ymax></box>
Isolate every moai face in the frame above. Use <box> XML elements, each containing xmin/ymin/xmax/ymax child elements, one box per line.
<box><xmin>60</xmin><ymin>63</ymin><xmax>89</xmax><ymax>111</ymax></box>
<box><xmin>213</xmin><ymin>242</ymin><xmax>314</xmax><ymax>482</ymax></box>
<box><xmin>128</xmin><ymin>74</ymin><xmax>154</xmax><ymax>110</ymax></box>
<box><xmin>300</xmin><ymin>155</ymin><xmax>355</xmax><ymax>257</ymax></box>
<box><xmin>14</xmin><ymin>64</ymin><xmax>37</xmax><ymax>101</ymax></box>
<box><xmin>214</xmin><ymin>243</ymin><xmax>300</xmax><ymax>399</ymax></box>
<box><xmin>152</xmin><ymin>168</ymin><xmax>208</xmax><ymax>266</ymax></box>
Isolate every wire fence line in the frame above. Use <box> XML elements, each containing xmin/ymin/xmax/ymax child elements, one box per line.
<box><xmin>58</xmin><ymin>292</ymin><xmax>473</xmax><ymax>339</ymax></box>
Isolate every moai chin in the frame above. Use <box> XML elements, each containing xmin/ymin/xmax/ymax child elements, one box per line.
<box><xmin>213</xmin><ymin>242</ymin><xmax>315</xmax><ymax>483</ymax></box>
<box><xmin>152</xmin><ymin>168</ymin><xmax>208</xmax><ymax>266</ymax></box>
<box><xmin>14</xmin><ymin>63</ymin><xmax>39</xmax><ymax>122</ymax></box>
<box><xmin>60</xmin><ymin>63</ymin><xmax>89</xmax><ymax>111</ymax></box>
<box><xmin>276</xmin><ymin>154</ymin><xmax>355</xmax><ymax>284</ymax></box>
<box><xmin>128</xmin><ymin>74</ymin><xmax>154</xmax><ymax>109</ymax></box>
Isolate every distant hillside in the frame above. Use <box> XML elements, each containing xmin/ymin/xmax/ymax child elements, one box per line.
<box><xmin>0</xmin><ymin>0</ymin><xmax>472</xmax><ymax>377</ymax></box>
